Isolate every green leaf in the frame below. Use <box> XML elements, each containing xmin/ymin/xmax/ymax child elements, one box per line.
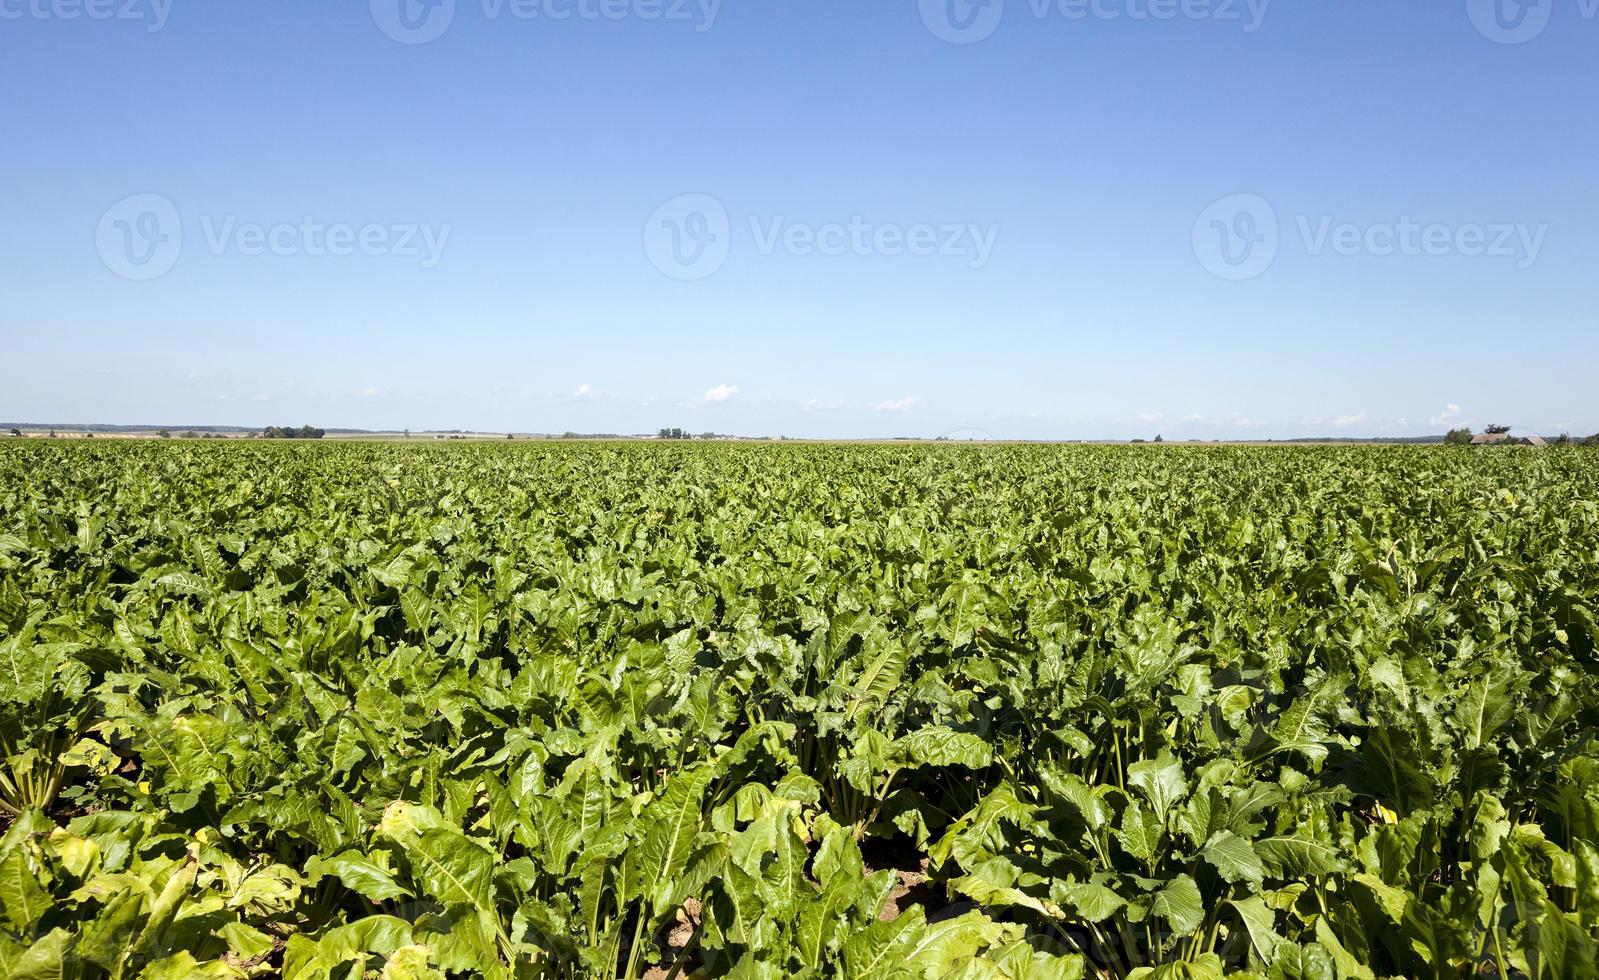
<box><xmin>409</xmin><ymin>830</ymin><xmax>495</xmax><ymax>911</ymax></box>
<box><xmin>1127</xmin><ymin>754</ymin><xmax>1189</xmax><ymax>818</ymax></box>
<box><xmin>1057</xmin><ymin>881</ymin><xmax>1126</xmax><ymax>923</ymax></box>
<box><xmin>899</xmin><ymin>910</ymin><xmax>1019</xmax><ymax>974</ymax></box>
<box><xmin>815</xmin><ymin>826</ymin><xmax>866</xmax><ymax>889</ymax></box>
<box><xmin>222</xmin><ymin>921</ymin><xmax>276</xmax><ymax>961</ymax></box>
<box><xmin>1226</xmin><ymin>895</ymin><xmax>1286</xmax><ymax>966</ymax></box>
<box><xmin>634</xmin><ymin>764</ymin><xmax>715</xmax><ymax>911</ymax></box>
<box><xmin>1200</xmin><ymin>831</ymin><xmax>1265</xmax><ymax>887</ymax></box>
<box><xmin>306</xmin><ymin>850</ymin><xmax>412</xmax><ymax>904</ymax></box>
<box><xmin>131</xmin><ymin>855</ymin><xmax>198</xmax><ymax>959</ymax></box>
<box><xmin>840</xmin><ymin>904</ymin><xmax>927</xmax><ymax>979</ymax></box>
<box><xmin>1116</xmin><ymin>800</ymin><xmax>1163</xmax><ymax>865</ymax></box>
<box><xmin>0</xmin><ymin>849</ymin><xmax>51</xmax><ymax>931</ymax></box>
<box><xmin>1150</xmin><ymin>875</ymin><xmax>1204</xmax><ymax>936</ymax></box>
<box><xmin>6</xmin><ymin>928</ymin><xmax>72</xmax><ymax>980</ymax></box>
<box><xmin>1255</xmin><ymin>835</ymin><xmax>1342</xmax><ymax>879</ymax></box>
<box><xmin>847</xmin><ymin>643</ymin><xmax>909</xmax><ymax>723</ymax></box>
<box><xmin>315</xmin><ymin>914</ymin><xmax>415</xmax><ymax>964</ymax></box>
<box><xmin>894</xmin><ymin>726</ymin><xmax>993</xmax><ymax>769</ymax></box>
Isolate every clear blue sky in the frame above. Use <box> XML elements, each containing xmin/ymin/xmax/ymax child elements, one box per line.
<box><xmin>3</xmin><ymin>0</ymin><xmax>1595</xmax><ymax>438</ymax></box>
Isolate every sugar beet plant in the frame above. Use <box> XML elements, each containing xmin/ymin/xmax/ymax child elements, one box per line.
<box><xmin>0</xmin><ymin>441</ymin><xmax>1596</xmax><ymax>978</ymax></box>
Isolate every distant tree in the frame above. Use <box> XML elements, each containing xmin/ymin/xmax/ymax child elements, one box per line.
<box><xmin>1554</xmin><ymin>433</ymin><xmax>1573</xmax><ymax>447</ymax></box>
<box><xmin>84</xmin><ymin>432</ymin><xmax>94</xmax><ymax>439</ymax></box>
<box><xmin>1585</xmin><ymin>434</ymin><xmax>1599</xmax><ymax>447</ymax></box>
<box><xmin>1485</xmin><ymin>424</ymin><xmax>1512</xmax><ymax>435</ymax></box>
<box><xmin>1131</xmin><ymin>439</ymin><xmax>1147</xmax><ymax>444</ymax></box>
<box><xmin>261</xmin><ymin>425</ymin><xmax>325</xmax><ymax>440</ymax></box>
<box><xmin>1154</xmin><ymin>434</ymin><xmax>1164</xmax><ymax>443</ymax></box>
<box><xmin>7</xmin><ymin>428</ymin><xmax>19</xmax><ymax>438</ymax></box>
<box><xmin>506</xmin><ymin>433</ymin><xmax>514</xmax><ymax>440</ymax></box>
<box><xmin>48</xmin><ymin>430</ymin><xmax>57</xmax><ymax>439</ymax></box>
<box><xmin>1445</xmin><ymin>428</ymin><xmax>1474</xmax><ymax>445</ymax></box>
<box><xmin>158</xmin><ymin>429</ymin><xmax>171</xmax><ymax>439</ymax></box>
<box><xmin>184</xmin><ymin>431</ymin><xmax>198</xmax><ymax>439</ymax></box>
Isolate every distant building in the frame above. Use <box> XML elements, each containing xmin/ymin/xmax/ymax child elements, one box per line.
<box><xmin>1472</xmin><ymin>432</ymin><xmax>1549</xmax><ymax>447</ymax></box>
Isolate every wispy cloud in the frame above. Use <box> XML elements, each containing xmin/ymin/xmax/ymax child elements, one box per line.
<box><xmin>1430</xmin><ymin>403</ymin><xmax>1463</xmax><ymax>426</ymax></box>
<box><xmin>359</xmin><ymin>386</ymin><xmax>380</xmax><ymax>398</ymax></box>
<box><xmin>1180</xmin><ymin>413</ymin><xmax>1264</xmax><ymax>430</ymax></box>
<box><xmin>873</xmin><ymin>396</ymin><xmax>922</xmax><ymax>413</ymax></box>
<box><xmin>572</xmin><ymin>384</ymin><xmax>596</xmax><ymax>400</ymax></box>
<box><xmin>801</xmin><ymin>398</ymin><xmax>845</xmax><ymax>412</ymax></box>
<box><xmin>701</xmin><ymin>384</ymin><xmax>741</xmax><ymax>404</ymax></box>
<box><xmin>1327</xmin><ymin>413</ymin><xmax>1368</xmax><ymax>428</ymax></box>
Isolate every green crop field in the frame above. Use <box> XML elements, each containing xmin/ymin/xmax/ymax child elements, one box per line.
<box><xmin>1</xmin><ymin>441</ymin><xmax>1596</xmax><ymax>979</ymax></box>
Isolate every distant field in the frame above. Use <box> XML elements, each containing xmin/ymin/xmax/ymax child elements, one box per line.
<box><xmin>1</xmin><ymin>441</ymin><xmax>1595</xmax><ymax>978</ymax></box>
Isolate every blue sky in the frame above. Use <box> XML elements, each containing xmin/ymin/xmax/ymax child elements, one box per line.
<box><xmin>2</xmin><ymin>0</ymin><xmax>1595</xmax><ymax>438</ymax></box>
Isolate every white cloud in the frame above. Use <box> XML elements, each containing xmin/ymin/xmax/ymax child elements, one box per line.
<box><xmin>359</xmin><ymin>386</ymin><xmax>380</xmax><ymax>398</ymax></box>
<box><xmin>1328</xmin><ymin>413</ymin><xmax>1368</xmax><ymax>428</ymax></box>
<box><xmin>1430</xmin><ymin>404</ymin><xmax>1463</xmax><ymax>426</ymax></box>
<box><xmin>572</xmin><ymin>384</ymin><xmax>596</xmax><ymax>400</ymax></box>
<box><xmin>1179</xmin><ymin>414</ymin><xmax>1266</xmax><ymax>430</ymax></box>
<box><xmin>701</xmin><ymin>384</ymin><xmax>741</xmax><ymax>404</ymax></box>
<box><xmin>873</xmin><ymin>396</ymin><xmax>922</xmax><ymax>413</ymax></box>
<box><xmin>801</xmin><ymin>398</ymin><xmax>845</xmax><ymax>412</ymax></box>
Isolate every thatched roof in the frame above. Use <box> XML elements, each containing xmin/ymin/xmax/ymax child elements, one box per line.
<box><xmin>1471</xmin><ymin>432</ymin><xmax>1547</xmax><ymax>447</ymax></box>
